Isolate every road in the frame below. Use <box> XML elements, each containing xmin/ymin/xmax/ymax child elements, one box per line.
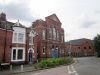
<box><xmin>73</xmin><ymin>57</ymin><xmax>100</xmax><ymax>75</ymax></box>
<box><xmin>11</xmin><ymin>57</ymin><xmax>100</xmax><ymax>75</ymax></box>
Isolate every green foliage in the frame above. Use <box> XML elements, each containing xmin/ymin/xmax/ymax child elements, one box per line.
<box><xmin>34</xmin><ymin>57</ymin><xmax>73</xmax><ymax>69</ymax></box>
<box><xmin>93</xmin><ymin>34</ymin><xmax>100</xmax><ymax>57</ymax></box>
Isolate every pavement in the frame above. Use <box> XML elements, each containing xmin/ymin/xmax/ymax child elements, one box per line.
<box><xmin>1</xmin><ymin>57</ymin><xmax>100</xmax><ymax>75</ymax></box>
<box><xmin>11</xmin><ymin>65</ymin><xmax>76</xmax><ymax>75</ymax></box>
<box><xmin>0</xmin><ymin>64</ymin><xmax>36</xmax><ymax>75</ymax></box>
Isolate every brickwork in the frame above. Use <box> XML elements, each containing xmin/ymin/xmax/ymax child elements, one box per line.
<box><xmin>0</xmin><ymin>29</ymin><xmax>13</xmax><ymax>63</ymax></box>
<box><xmin>32</xmin><ymin>14</ymin><xmax>65</xmax><ymax>59</ymax></box>
<box><xmin>65</xmin><ymin>39</ymin><xmax>95</xmax><ymax>57</ymax></box>
<box><xmin>0</xmin><ymin>13</ymin><xmax>65</xmax><ymax>64</ymax></box>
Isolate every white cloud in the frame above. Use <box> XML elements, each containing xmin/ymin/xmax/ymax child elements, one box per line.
<box><xmin>76</xmin><ymin>14</ymin><xmax>98</xmax><ymax>28</ymax></box>
<box><xmin>1</xmin><ymin>0</ymin><xmax>100</xmax><ymax>41</ymax></box>
<box><xmin>0</xmin><ymin>0</ymin><xmax>38</xmax><ymax>26</ymax></box>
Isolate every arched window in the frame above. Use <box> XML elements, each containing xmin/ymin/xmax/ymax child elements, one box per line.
<box><xmin>57</xmin><ymin>31</ymin><xmax>59</xmax><ymax>41</ymax></box>
<box><xmin>61</xmin><ymin>35</ymin><xmax>64</xmax><ymax>43</ymax></box>
<box><xmin>53</xmin><ymin>27</ymin><xmax>56</xmax><ymax>40</ymax></box>
<box><xmin>42</xmin><ymin>30</ymin><xmax>46</xmax><ymax>40</ymax></box>
<box><xmin>49</xmin><ymin>28</ymin><xmax>52</xmax><ymax>39</ymax></box>
<box><xmin>43</xmin><ymin>47</ymin><xmax>45</xmax><ymax>54</ymax></box>
<box><xmin>29</xmin><ymin>36</ymin><xmax>33</xmax><ymax>45</ymax></box>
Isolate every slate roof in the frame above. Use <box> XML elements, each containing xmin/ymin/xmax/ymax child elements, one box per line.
<box><xmin>65</xmin><ymin>38</ymin><xmax>92</xmax><ymax>45</ymax></box>
<box><xmin>0</xmin><ymin>21</ymin><xmax>14</xmax><ymax>30</ymax></box>
<box><xmin>13</xmin><ymin>22</ymin><xmax>26</xmax><ymax>28</ymax></box>
<box><xmin>0</xmin><ymin>21</ymin><xmax>26</xmax><ymax>30</ymax></box>
<box><xmin>0</xmin><ymin>12</ymin><xmax>26</xmax><ymax>30</ymax></box>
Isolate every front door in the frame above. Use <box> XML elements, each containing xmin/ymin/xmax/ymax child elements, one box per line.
<box><xmin>28</xmin><ymin>49</ymin><xmax>33</xmax><ymax>63</ymax></box>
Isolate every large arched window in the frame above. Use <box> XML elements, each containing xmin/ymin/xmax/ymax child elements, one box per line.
<box><xmin>42</xmin><ymin>30</ymin><xmax>46</xmax><ymax>40</ymax></box>
<box><xmin>49</xmin><ymin>28</ymin><xmax>52</xmax><ymax>39</ymax></box>
<box><xmin>61</xmin><ymin>35</ymin><xmax>64</xmax><ymax>43</ymax></box>
<box><xmin>53</xmin><ymin>27</ymin><xmax>56</xmax><ymax>40</ymax></box>
<box><xmin>57</xmin><ymin>31</ymin><xmax>59</xmax><ymax>41</ymax></box>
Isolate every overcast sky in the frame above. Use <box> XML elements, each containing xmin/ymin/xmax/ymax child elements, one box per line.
<box><xmin>0</xmin><ymin>0</ymin><xmax>100</xmax><ymax>41</ymax></box>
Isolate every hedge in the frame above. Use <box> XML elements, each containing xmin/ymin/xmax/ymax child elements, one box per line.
<box><xmin>34</xmin><ymin>57</ymin><xmax>73</xmax><ymax>69</ymax></box>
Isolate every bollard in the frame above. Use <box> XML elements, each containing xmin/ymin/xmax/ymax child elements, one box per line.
<box><xmin>21</xmin><ymin>65</ymin><xmax>23</xmax><ymax>71</ymax></box>
<box><xmin>10</xmin><ymin>65</ymin><xmax>12</xmax><ymax>70</ymax></box>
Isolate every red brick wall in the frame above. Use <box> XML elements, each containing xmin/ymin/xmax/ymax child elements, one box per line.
<box><xmin>81</xmin><ymin>41</ymin><xmax>94</xmax><ymax>56</ymax></box>
<box><xmin>32</xmin><ymin>15</ymin><xmax>65</xmax><ymax>59</ymax></box>
<box><xmin>26</xmin><ymin>28</ymin><xmax>38</xmax><ymax>63</ymax></box>
<box><xmin>65</xmin><ymin>40</ymin><xmax>94</xmax><ymax>57</ymax></box>
<box><xmin>0</xmin><ymin>29</ymin><xmax>13</xmax><ymax>63</ymax></box>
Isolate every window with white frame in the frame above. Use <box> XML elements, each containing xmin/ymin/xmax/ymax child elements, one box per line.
<box><xmin>11</xmin><ymin>48</ymin><xmax>25</xmax><ymax>61</ymax></box>
<box><xmin>13</xmin><ymin>33</ymin><xmax>17</xmax><ymax>42</ymax></box>
<box><xmin>12</xmin><ymin>49</ymin><xmax>16</xmax><ymax>60</ymax></box>
<box><xmin>17</xmin><ymin>49</ymin><xmax>23</xmax><ymax>59</ymax></box>
<box><xmin>29</xmin><ymin>36</ymin><xmax>33</xmax><ymax>45</ymax></box>
<box><xmin>13</xmin><ymin>33</ymin><xmax>25</xmax><ymax>43</ymax></box>
<box><xmin>18</xmin><ymin>33</ymin><xmax>24</xmax><ymax>42</ymax></box>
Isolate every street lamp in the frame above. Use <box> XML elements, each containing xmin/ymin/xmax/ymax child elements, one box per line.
<box><xmin>68</xmin><ymin>41</ymin><xmax>72</xmax><ymax>57</ymax></box>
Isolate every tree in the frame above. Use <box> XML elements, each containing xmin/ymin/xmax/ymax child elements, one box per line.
<box><xmin>93</xmin><ymin>34</ymin><xmax>100</xmax><ymax>57</ymax></box>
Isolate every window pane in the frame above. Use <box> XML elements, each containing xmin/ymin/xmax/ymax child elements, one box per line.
<box><xmin>43</xmin><ymin>47</ymin><xmax>45</xmax><ymax>53</ymax></box>
<box><xmin>14</xmin><ymin>33</ymin><xmax>17</xmax><ymax>42</ymax></box>
<box><xmin>42</xmin><ymin>30</ymin><xmax>45</xmax><ymax>40</ymax></box>
<box><xmin>13</xmin><ymin>49</ymin><xmax>16</xmax><ymax>60</ymax></box>
<box><xmin>29</xmin><ymin>37</ymin><xmax>33</xmax><ymax>44</ymax></box>
<box><xmin>57</xmin><ymin>31</ymin><xmax>59</xmax><ymax>41</ymax></box>
<box><xmin>53</xmin><ymin>28</ymin><xmax>56</xmax><ymax>40</ymax></box>
<box><xmin>61</xmin><ymin>36</ymin><xmax>64</xmax><ymax>43</ymax></box>
<box><xmin>49</xmin><ymin>28</ymin><xmax>52</xmax><ymax>39</ymax></box>
<box><xmin>17</xmin><ymin>49</ymin><xmax>23</xmax><ymax>59</ymax></box>
<box><xmin>18</xmin><ymin>33</ymin><xmax>24</xmax><ymax>42</ymax></box>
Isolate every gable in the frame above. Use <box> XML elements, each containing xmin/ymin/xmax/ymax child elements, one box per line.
<box><xmin>46</xmin><ymin>14</ymin><xmax>61</xmax><ymax>24</ymax></box>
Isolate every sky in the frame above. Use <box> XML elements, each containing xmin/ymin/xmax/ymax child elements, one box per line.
<box><xmin>0</xmin><ymin>0</ymin><xmax>100</xmax><ymax>41</ymax></box>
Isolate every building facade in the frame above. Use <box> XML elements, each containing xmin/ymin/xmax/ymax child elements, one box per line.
<box><xmin>0</xmin><ymin>13</ymin><xmax>65</xmax><ymax>64</ymax></box>
<box><xmin>0</xmin><ymin>13</ymin><xmax>30</xmax><ymax>64</ymax></box>
<box><xmin>65</xmin><ymin>38</ymin><xmax>95</xmax><ymax>57</ymax></box>
<box><xmin>11</xmin><ymin>22</ymin><xmax>26</xmax><ymax>64</ymax></box>
<box><xmin>0</xmin><ymin>13</ymin><xmax>13</xmax><ymax>63</ymax></box>
<box><xmin>32</xmin><ymin>14</ymin><xmax>65</xmax><ymax>59</ymax></box>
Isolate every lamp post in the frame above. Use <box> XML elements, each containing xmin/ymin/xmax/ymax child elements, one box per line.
<box><xmin>68</xmin><ymin>41</ymin><xmax>72</xmax><ymax>57</ymax></box>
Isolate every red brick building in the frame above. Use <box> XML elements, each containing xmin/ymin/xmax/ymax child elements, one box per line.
<box><xmin>0</xmin><ymin>13</ymin><xmax>65</xmax><ymax>64</ymax></box>
<box><xmin>0</xmin><ymin>13</ymin><xmax>13</xmax><ymax>63</ymax></box>
<box><xmin>32</xmin><ymin>14</ymin><xmax>65</xmax><ymax>59</ymax></box>
<box><xmin>26</xmin><ymin>28</ymin><xmax>38</xmax><ymax>63</ymax></box>
<box><xmin>0</xmin><ymin>13</ymin><xmax>31</xmax><ymax>64</ymax></box>
<box><xmin>65</xmin><ymin>38</ymin><xmax>95</xmax><ymax>57</ymax></box>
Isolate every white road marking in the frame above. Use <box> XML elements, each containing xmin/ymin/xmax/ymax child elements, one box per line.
<box><xmin>68</xmin><ymin>65</ymin><xmax>78</xmax><ymax>75</ymax></box>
